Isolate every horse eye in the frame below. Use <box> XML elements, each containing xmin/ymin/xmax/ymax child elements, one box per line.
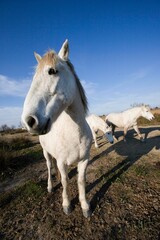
<box><xmin>48</xmin><ymin>68</ymin><xmax>58</xmax><ymax>75</ymax></box>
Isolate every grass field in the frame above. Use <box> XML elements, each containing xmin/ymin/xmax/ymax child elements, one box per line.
<box><xmin>0</xmin><ymin>112</ymin><xmax>160</xmax><ymax>239</ymax></box>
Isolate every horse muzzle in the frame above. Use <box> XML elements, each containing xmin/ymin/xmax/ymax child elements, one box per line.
<box><xmin>105</xmin><ymin>132</ymin><xmax>114</xmax><ymax>144</ymax></box>
<box><xmin>21</xmin><ymin>114</ymin><xmax>51</xmax><ymax>135</ymax></box>
<box><xmin>148</xmin><ymin>115</ymin><xmax>155</xmax><ymax>121</ymax></box>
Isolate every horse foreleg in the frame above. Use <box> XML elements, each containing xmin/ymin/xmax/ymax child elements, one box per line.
<box><xmin>43</xmin><ymin>150</ymin><xmax>53</xmax><ymax>193</ymax></box>
<box><xmin>51</xmin><ymin>158</ymin><xmax>61</xmax><ymax>181</ymax></box>
<box><xmin>92</xmin><ymin>130</ymin><xmax>98</xmax><ymax>148</ymax></box>
<box><xmin>123</xmin><ymin>127</ymin><xmax>128</xmax><ymax>142</ymax></box>
<box><xmin>77</xmin><ymin>159</ymin><xmax>91</xmax><ymax>218</ymax></box>
<box><xmin>133</xmin><ymin>125</ymin><xmax>144</xmax><ymax>141</ymax></box>
<box><xmin>57</xmin><ymin>162</ymin><xmax>71</xmax><ymax>215</ymax></box>
<box><xmin>112</xmin><ymin>124</ymin><xmax>117</xmax><ymax>141</ymax></box>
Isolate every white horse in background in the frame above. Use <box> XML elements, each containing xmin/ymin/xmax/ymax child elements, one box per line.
<box><xmin>105</xmin><ymin>105</ymin><xmax>154</xmax><ymax>142</ymax></box>
<box><xmin>86</xmin><ymin>114</ymin><xmax>114</xmax><ymax>148</ymax></box>
<box><xmin>21</xmin><ymin>40</ymin><xmax>92</xmax><ymax>218</ymax></box>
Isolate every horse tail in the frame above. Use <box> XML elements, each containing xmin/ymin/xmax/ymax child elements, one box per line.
<box><xmin>105</xmin><ymin>115</ymin><xmax>108</xmax><ymax>122</ymax></box>
<box><xmin>105</xmin><ymin>115</ymin><xmax>111</xmax><ymax>126</ymax></box>
<box><xmin>105</xmin><ymin>115</ymin><xmax>116</xmax><ymax>129</ymax></box>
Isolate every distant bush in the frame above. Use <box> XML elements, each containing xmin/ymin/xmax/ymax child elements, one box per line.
<box><xmin>131</xmin><ymin>103</ymin><xmax>150</xmax><ymax>108</ymax></box>
<box><xmin>0</xmin><ymin>125</ymin><xmax>27</xmax><ymax>135</ymax></box>
<box><xmin>0</xmin><ymin>124</ymin><xmax>11</xmax><ymax>133</ymax></box>
<box><xmin>12</xmin><ymin>128</ymin><xmax>27</xmax><ymax>134</ymax></box>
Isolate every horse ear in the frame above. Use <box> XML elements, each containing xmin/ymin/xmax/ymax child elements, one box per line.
<box><xmin>34</xmin><ymin>52</ymin><xmax>42</xmax><ymax>63</ymax></box>
<box><xmin>58</xmin><ymin>39</ymin><xmax>69</xmax><ymax>60</ymax></box>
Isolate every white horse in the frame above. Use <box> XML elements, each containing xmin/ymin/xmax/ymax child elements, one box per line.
<box><xmin>21</xmin><ymin>40</ymin><xmax>92</xmax><ymax>218</ymax></box>
<box><xmin>86</xmin><ymin>114</ymin><xmax>114</xmax><ymax>148</ymax></box>
<box><xmin>105</xmin><ymin>105</ymin><xmax>154</xmax><ymax>142</ymax></box>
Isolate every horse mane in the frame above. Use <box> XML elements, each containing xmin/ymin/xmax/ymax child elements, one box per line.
<box><xmin>66</xmin><ymin>60</ymin><xmax>88</xmax><ymax>114</ymax></box>
<box><xmin>126</xmin><ymin>104</ymin><xmax>150</xmax><ymax>111</ymax></box>
<box><xmin>35</xmin><ymin>50</ymin><xmax>58</xmax><ymax>74</ymax></box>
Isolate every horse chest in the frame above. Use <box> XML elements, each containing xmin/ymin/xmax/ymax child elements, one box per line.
<box><xmin>39</xmin><ymin>118</ymin><xmax>91</xmax><ymax>165</ymax></box>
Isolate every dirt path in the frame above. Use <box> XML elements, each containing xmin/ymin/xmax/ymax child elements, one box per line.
<box><xmin>0</xmin><ymin>126</ymin><xmax>160</xmax><ymax>239</ymax></box>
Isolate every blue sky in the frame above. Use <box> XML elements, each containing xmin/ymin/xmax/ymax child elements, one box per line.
<box><xmin>0</xmin><ymin>0</ymin><xmax>160</xmax><ymax>127</ymax></box>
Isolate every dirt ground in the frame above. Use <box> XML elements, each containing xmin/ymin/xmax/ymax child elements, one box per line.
<box><xmin>0</xmin><ymin>126</ymin><xmax>160</xmax><ymax>240</ymax></box>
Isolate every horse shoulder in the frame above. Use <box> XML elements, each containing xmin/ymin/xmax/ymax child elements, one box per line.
<box><xmin>93</xmin><ymin>115</ymin><xmax>104</xmax><ymax>132</ymax></box>
<box><xmin>40</xmin><ymin>114</ymin><xmax>91</xmax><ymax>164</ymax></box>
<box><xmin>96</xmin><ymin>116</ymin><xmax>107</xmax><ymax>132</ymax></box>
<box><xmin>122</xmin><ymin>110</ymin><xmax>137</xmax><ymax>128</ymax></box>
<box><xmin>86</xmin><ymin>115</ymin><xmax>97</xmax><ymax>131</ymax></box>
<box><xmin>107</xmin><ymin>113</ymin><xmax>123</xmax><ymax>127</ymax></box>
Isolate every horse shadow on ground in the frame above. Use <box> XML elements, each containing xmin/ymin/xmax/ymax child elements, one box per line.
<box><xmin>114</xmin><ymin>126</ymin><xmax>160</xmax><ymax>141</ymax></box>
<box><xmin>70</xmin><ymin>126</ymin><xmax>160</xmax><ymax>213</ymax></box>
<box><xmin>38</xmin><ymin>126</ymin><xmax>160</xmax><ymax>214</ymax></box>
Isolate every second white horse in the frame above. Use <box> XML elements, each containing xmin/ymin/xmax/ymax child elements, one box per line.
<box><xmin>86</xmin><ymin>114</ymin><xmax>114</xmax><ymax>148</ymax></box>
<box><xmin>105</xmin><ymin>105</ymin><xmax>154</xmax><ymax>142</ymax></box>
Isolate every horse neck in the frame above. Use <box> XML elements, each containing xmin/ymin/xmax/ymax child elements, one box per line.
<box><xmin>97</xmin><ymin>120</ymin><xmax>106</xmax><ymax>133</ymax></box>
<box><xmin>66</xmin><ymin>88</ymin><xmax>86</xmax><ymax>123</ymax></box>
<box><xmin>133</xmin><ymin>107</ymin><xmax>142</xmax><ymax>120</ymax></box>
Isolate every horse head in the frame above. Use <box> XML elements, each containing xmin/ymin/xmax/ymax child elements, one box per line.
<box><xmin>104</xmin><ymin>125</ymin><xmax>114</xmax><ymax>144</ymax></box>
<box><xmin>21</xmin><ymin>40</ymin><xmax>79</xmax><ymax>135</ymax></box>
<box><xmin>141</xmin><ymin>105</ymin><xmax>154</xmax><ymax>121</ymax></box>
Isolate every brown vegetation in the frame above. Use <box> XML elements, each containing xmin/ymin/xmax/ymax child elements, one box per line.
<box><xmin>0</xmin><ymin>116</ymin><xmax>160</xmax><ymax>239</ymax></box>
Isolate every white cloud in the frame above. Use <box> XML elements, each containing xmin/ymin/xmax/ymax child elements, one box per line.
<box><xmin>0</xmin><ymin>74</ymin><xmax>31</xmax><ymax>97</ymax></box>
<box><xmin>88</xmin><ymin>90</ymin><xmax>160</xmax><ymax>116</ymax></box>
<box><xmin>0</xmin><ymin>107</ymin><xmax>23</xmax><ymax>127</ymax></box>
<box><xmin>128</xmin><ymin>68</ymin><xmax>150</xmax><ymax>81</ymax></box>
<box><xmin>0</xmin><ymin>72</ymin><xmax>159</xmax><ymax>127</ymax></box>
<box><xmin>81</xmin><ymin>80</ymin><xmax>96</xmax><ymax>96</ymax></box>
<box><xmin>83</xmin><ymin>67</ymin><xmax>160</xmax><ymax>115</ymax></box>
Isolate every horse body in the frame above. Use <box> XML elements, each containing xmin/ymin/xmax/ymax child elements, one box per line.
<box><xmin>21</xmin><ymin>40</ymin><xmax>92</xmax><ymax>217</ymax></box>
<box><xmin>86</xmin><ymin>114</ymin><xmax>113</xmax><ymax>148</ymax></box>
<box><xmin>40</xmin><ymin>111</ymin><xmax>91</xmax><ymax>166</ymax></box>
<box><xmin>106</xmin><ymin>106</ymin><xmax>154</xmax><ymax>141</ymax></box>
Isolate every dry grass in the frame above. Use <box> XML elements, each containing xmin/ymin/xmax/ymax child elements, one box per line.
<box><xmin>0</xmin><ymin>123</ymin><xmax>160</xmax><ymax>239</ymax></box>
<box><xmin>0</xmin><ymin>135</ymin><xmax>33</xmax><ymax>170</ymax></box>
<box><xmin>138</xmin><ymin>113</ymin><xmax>160</xmax><ymax>125</ymax></box>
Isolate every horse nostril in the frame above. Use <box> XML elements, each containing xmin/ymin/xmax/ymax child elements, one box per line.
<box><xmin>27</xmin><ymin>116</ymin><xmax>37</xmax><ymax>129</ymax></box>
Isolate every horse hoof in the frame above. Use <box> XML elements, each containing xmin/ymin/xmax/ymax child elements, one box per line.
<box><xmin>47</xmin><ymin>188</ymin><xmax>53</xmax><ymax>193</ymax></box>
<box><xmin>82</xmin><ymin>208</ymin><xmax>92</xmax><ymax>218</ymax></box>
<box><xmin>63</xmin><ymin>205</ymin><xmax>72</xmax><ymax>215</ymax></box>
